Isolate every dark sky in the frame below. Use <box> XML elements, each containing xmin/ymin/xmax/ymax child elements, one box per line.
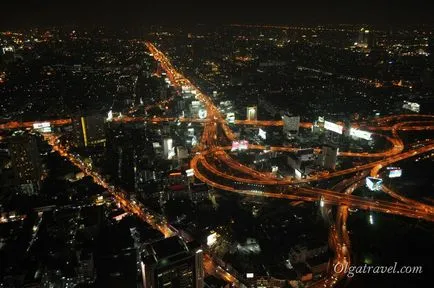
<box><xmin>1</xmin><ymin>0</ymin><xmax>433</xmax><ymax>29</ymax></box>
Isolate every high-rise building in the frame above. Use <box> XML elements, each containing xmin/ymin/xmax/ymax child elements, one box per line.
<box><xmin>9</xmin><ymin>133</ymin><xmax>42</xmax><ymax>194</ymax></box>
<box><xmin>324</xmin><ymin>130</ymin><xmax>341</xmax><ymax>146</ymax></box>
<box><xmin>318</xmin><ymin>145</ymin><xmax>338</xmax><ymax>170</ymax></box>
<box><xmin>95</xmin><ymin>223</ymin><xmax>137</xmax><ymax>288</ymax></box>
<box><xmin>246</xmin><ymin>106</ymin><xmax>257</xmax><ymax>121</ymax></box>
<box><xmin>141</xmin><ymin>236</ymin><xmax>204</xmax><ymax>288</ymax></box>
<box><xmin>282</xmin><ymin>114</ymin><xmax>300</xmax><ymax>139</ymax></box>
<box><xmin>105</xmin><ymin>125</ymin><xmax>155</xmax><ymax>193</ymax></box>
<box><xmin>163</xmin><ymin>138</ymin><xmax>174</xmax><ymax>160</ymax></box>
<box><xmin>1</xmin><ymin>46</ymin><xmax>16</xmax><ymax>64</ymax></box>
<box><xmin>357</xmin><ymin>28</ymin><xmax>375</xmax><ymax>49</ymax></box>
<box><xmin>72</xmin><ymin>115</ymin><xmax>106</xmax><ymax>148</ymax></box>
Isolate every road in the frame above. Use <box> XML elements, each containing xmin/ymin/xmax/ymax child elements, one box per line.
<box><xmin>2</xmin><ymin>41</ymin><xmax>434</xmax><ymax>288</ymax></box>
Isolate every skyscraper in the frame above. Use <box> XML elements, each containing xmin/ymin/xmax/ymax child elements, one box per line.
<box><xmin>357</xmin><ymin>28</ymin><xmax>375</xmax><ymax>49</ymax></box>
<box><xmin>105</xmin><ymin>124</ymin><xmax>155</xmax><ymax>193</ymax></box>
<box><xmin>9</xmin><ymin>133</ymin><xmax>42</xmax><ymax>194</ymax></box>
<box><xmin>318</xmin><ymin>145</ymin><xmax>338</xmax><ymax>170</ymax></box>
<box><xmin>72</xmin><ymin>115</ymin><xmax>106</xmax><ymax>148</ymax></box>
<box><xmin>282</xmin><ymin>114</ymin><xmax>300</xmax><ymax>139</ymax></box>
<box><xmin>163</xmin><ymin>138</ymin><xmax>174</xmax><ymax>160</ymax></box>
<box><xmin>246</xmin><ymin>106</ymin><xmax>257</xmax><ymax>121</ymax></box>
<box><xmin>141</xmin><ymin>236</ymin><xmax>204</xmax><ymax>288</ymax></box>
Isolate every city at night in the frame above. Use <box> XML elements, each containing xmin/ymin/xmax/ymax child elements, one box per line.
<box><xmin>0</xmin><ymin>1</ymin><xmax>433</xmax><ymax>288</ymax></box>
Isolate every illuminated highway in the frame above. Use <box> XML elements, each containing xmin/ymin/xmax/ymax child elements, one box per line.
<box><xmin>1</xmin><ymin>42</ymin><xmax>434</xmax><ymax>287</ymax></box>
<box><xmin>144</xmin><ymin>42</ymin><xmax>434</xmax><ymax>287</ymax></box>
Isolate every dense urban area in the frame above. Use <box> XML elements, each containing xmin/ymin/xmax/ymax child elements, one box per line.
<box><xmin>0</xmin><ymin>24</ymin><xmax>433</xmax><ymax>288</ymax></box>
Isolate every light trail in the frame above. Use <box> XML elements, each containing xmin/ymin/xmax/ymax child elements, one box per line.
<box><xmin>0</xmin><ymin>41</ymin><xmax>430</xmax><ymax>288</ymax></box>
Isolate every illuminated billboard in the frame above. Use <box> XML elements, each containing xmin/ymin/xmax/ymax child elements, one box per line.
<box><xmin>239</xmin><ymin>140</ymin><xmax>248</xmax><ymax>150</ymax></box>
<box><xmin>387</xmin><ymin>167</ymin><xmax>402</xmax><ymax>178</ymax></box>
<box><xmin>186</xmin><ymin>169</ymin><xmax>195</xmax><ymax>177</ymax></box>
<box><xmin>191</xmin><ymin>101</ymin><xmax>200</xmax><ymax>107</ymax></box>
<box><xmin>231</xmin><ymin>140</ymin><xmax>249</xmax><ymax>151</ymax></box>
<box><xmin>226</xmin><ymin>112</ymin><xmax>235</xmax><ymax>123</ymax></box>
<box><xmin>33</xmin><ymin>122</ymin><xmax>50</xmax><ymax>129</ymax></box>
<box><xmin>32</xmin><ymin>122</ymin><xmax>52</xmax><ymax>133</ymax></box>
<box><xmin>324</xmin><ymin>121</ymin><xmax>343</xmax><ymax>134</ymax></box>
<box><xmin>231</xmin><ymin>141</ymin><xmax>239</xmax><ymax>151</ymax></box>
<box><xmin>402</xmin><ymin>101</ymin><xmax>420</xmax><ymax>113</ymax></box>
<box><xmin>349</xmin><ymin>128</ymin><xmax>372</xmax><ymax>140</ymax></box>
<box><xmin>366</xmin><ymin>177</ymin><xmax>383</xmax><ymax>191</ymax></box>
<box><xmin>258</xmin><ymin>128</ymin><xmax>266</xmax><ymax>140</ymax></box>
<box><xmin>198</xmin><ymin>109</ymin><xmax>207</xmax><ymax>119</ymax></box>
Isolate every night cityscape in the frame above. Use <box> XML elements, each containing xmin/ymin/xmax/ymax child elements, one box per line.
<box><xmin>0</xmin><ymin>1</ymin><xmax>434</xmax><ymax>288</ymax></box>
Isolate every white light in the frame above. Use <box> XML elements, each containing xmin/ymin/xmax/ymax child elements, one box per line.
<box><xmin>294</xmin><ymin>169</ymin><xmax>302</xmax><ymax>179</ymax></box>
<box><xmin>366</xmin><ymin>177</ymin><xmax>383</xmax><ymax>191</ymax></box>
<box><xmin>207</xmin><ymin>232</ymin><xmax>218</xmax><ymax>246</ymax></box>
<box><xmin>388</xmin><ymin>169</ymin><xmax>402</xmax><ymax>178</ymax></box>
<box><xmin>107</xmin><ymin>110</ymin><xmax>113</xmax><ymax>121</ymax></box>
<box><xmin>258</xmin><ymin>128</ymin><xmax>266</xmax><ymax>140</ymax></box>
<box><xmin>231</xmin><ymin>140</ymin><xmax>249</xmax><ymax>151</ymax></box>
<box><xmin>402</xmin><ymin>101</ymin><xmax>420</xmax><ymax>113</ymax></box>
<box><xmin>33</xmin><ymin>122</ymin><xmax>50</xmax><ymax>129</ymax></box>
<box><xmin>226</xmin><ymin>112</ymin><xmax>235</xmax><ymax>123</ymax></box>
<box><xmin>198</xmin><ymin>109</ymin><xmax>207</xmax><ymax>119</ymax></box>
<box><xmin>186</xmin><ymin>169</ymin><xmax>194</xmax><ymax>177</ymax></box>
<box><xmin>350</xmin><ymin>128</ymin><xmax>372</xmax><ymax>140</ymax></box>
<box><xmin>33</xmin><ymin>122</ymin><xmax>52</xmax><ymax>133</ymax></box>
<box><xmin>324</xmin><ymin>120</ymin><xmax>343</xmax><ymax>134</ymax></box>
<box><xmin>369</xmin><ymin>214</ymin><xmax>374</xmax><ymax>225</ymax></box>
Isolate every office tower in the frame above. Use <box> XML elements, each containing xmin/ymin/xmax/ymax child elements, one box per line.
<box><xmin>324</xmin><ymin>129</ymin><xmax>341</xmax><ymax>146</ymax></box>
<box><xmin>357</xmin><ymin>28</ymin><xmax>375</xmax><ymax>49</ymax></box>
<box><xmin>95</xmin><ymin>223</ymin><xmax>137</xmax><ymax>288</ymax></box>
<box><xmin>366</xmin><ymin>31</ymin><xmax>376</xmax><ymax>49</ymax></box>
<box><xmin>72</xmin><ymin>115</ymin><xmax>106</xmax><ymax>148</ymax></box>
<box><xmin>246</xmin><ymin>106</ymin><xmax>257</xmax><ymax>121</ymax></box>
<box><xmin>9</xmin><ymin>133</ymin><xmax>42</xmax><ymax>194</ymax></box>
<box><xmin>318</xmin><ymin>145</ymin><xmax>338</xmax><ymax>170</ymax></box>
<box><xmin>282</xmin><ymin>114</ymin><xmax>300</xmax><ymax>139</ymax></box>
<box><xmin>105</xmin><ymin>125</ymin><xmax>155</xmax><ymax>193</ymax></box>
<box><xmin>163</xmin><ymin>138</ymin><xmax>174</xmax><ymax>160</ymax></box>
<box><xmin>358</xmin><ymin>28</ymin><xmax>367</xmax><ymax>47</ymax></box>
<box><xmin>141</xmin><ymin>236</ymin><xmax>204</xmax><ymax>288</ymax></box>
<box><xmin>1</xmin><ymin>46</ymin><xmax>15</xmax><ymax>64</ymax></box>
<box><xmin>190</xmin><ymin>101</ymin><xmax>201</xmax><ymax>118</ymax></box>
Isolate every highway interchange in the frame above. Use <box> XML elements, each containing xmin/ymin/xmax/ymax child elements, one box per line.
<box><xmin>2</xmin><ymin>42</ymin><xmax>434</xmax><ymax>287</ymax></box>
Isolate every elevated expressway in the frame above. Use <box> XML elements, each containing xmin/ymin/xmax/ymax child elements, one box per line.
<box><xmin>146</xmin><ymin>42</ymin><xmax>434</xmax><ymax>287</ymax></box>
<box><xmin>1</xmin><ymin>42</ymin><xmax>434</xmax><ymax>287</ymax></box>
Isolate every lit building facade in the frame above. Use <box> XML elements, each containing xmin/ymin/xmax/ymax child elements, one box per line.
<box><xmin>141</xmin><ymin>236</ymin><xmax>204</xmax><ymax>288</ymax></box>
<box><xmin>9</xmin><ymin>133</ymin><xmax>42</xmax><ymax>194</ymax></box>
<box><xmin>72</xmin><ymin>115</ymin><xmax>106</xmax><ymax>148</ymax></box>
<box><xmin>246</xmin><ymin>106</ymin><xmax>257</xmax><ymax>121</ymax></box>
